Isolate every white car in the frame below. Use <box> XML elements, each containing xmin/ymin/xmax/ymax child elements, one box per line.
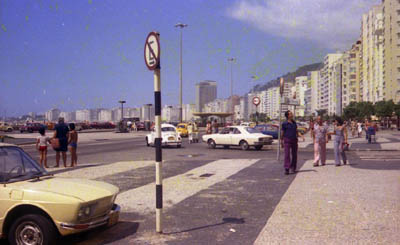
<box><xmin>145</xmin><ymin>124</ymin><xmax>182</xmax><ymax>148</ymax></box>
<box><xmin>202</xmin><ymin>126</ymin><xmax>273</xmax><ymax>150</ymax></box>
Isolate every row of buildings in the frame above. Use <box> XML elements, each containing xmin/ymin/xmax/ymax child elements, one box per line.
<box><xmin>43</xmin><ymin>104</ymin><xmax>196</xmax><ymax>123</ymax></box>
<box><xmin>200</xmin><ymin>0</ymin><xmax>400</xmax><ymax>120</ymax></box>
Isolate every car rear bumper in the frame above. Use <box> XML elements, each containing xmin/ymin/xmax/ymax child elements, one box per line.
<box><xmin>162</xmin><ymin>141</ymin><xmax>181</xmax><ymax>146</ymax></box>
<box><xmin>59</xmin><ymin>204</ymin><xmax>120</xmax><ymax>235</ymax></box>
<box><xmin>254</xmin><ymin>141</ymin><xmax>273</xmax><ymax>145</ymax></box>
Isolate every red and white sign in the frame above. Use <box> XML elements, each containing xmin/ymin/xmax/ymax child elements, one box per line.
<box><xmin>252</xmin><ymin>96</ymin><xmax>261</xmax><ymax>106</ymax></box>
<box><xmin>144</xmin><ymin>32</ymin><xmax>160</xmax><ymax>70</ymax></box>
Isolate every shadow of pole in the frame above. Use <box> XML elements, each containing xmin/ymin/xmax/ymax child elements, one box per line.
<box><xmin>164</xmin><ymin>217</ymin><xmax>245</xmax><ymax>235</ymax></box>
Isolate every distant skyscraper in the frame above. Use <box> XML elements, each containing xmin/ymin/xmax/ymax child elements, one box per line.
<box><xmin>45</xmin><ymin>108</ymin><xmax>60</xmax><ymax>122</ymax></box>
<box><xmin>195</xmin><ymin>81</ymin><xmax>217</xmax><ymax>112</ymax></box>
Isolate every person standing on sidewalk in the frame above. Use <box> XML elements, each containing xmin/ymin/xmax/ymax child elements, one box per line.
<box><xmin>53</xmin><ymin>117</ymin><xmax>69</xmax><ymax>168</ymax></box>
<box><xmin>281</xmin><ymin>110</ymin><xmax>304</xmax><ymax>175</ymax></box>
<box><xmin>311</xmin><ymin>116</ymin><xmax>328</xmax><ymax>167</ymax></box>
<box><xmin>328</xmin><ymin>117</ymin><xmax>348</xmax><ymax>166</ymax></box>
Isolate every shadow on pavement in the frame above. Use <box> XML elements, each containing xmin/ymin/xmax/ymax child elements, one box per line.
<box><xmin>59</xmin><ymin>221</ymin><xmax>140</xmax><ymax>245</ymax></box>
<box><xmin>165</xmin><ymin>217</ymin><xmax>245</xmax><ymax>235</ymax></box>
<box><xmin>350</xmin><ymin>160</ymin><xmax>400</xmax><ymax>170</ymax></box>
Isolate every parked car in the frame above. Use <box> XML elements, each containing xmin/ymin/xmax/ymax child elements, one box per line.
<box><xmin>135</xmin><ymin>122</ymin><xmax>145</xmax><ymax>131</ymax></box>
<box><xmin>254</xmin><ymin>124</ymin><xmax>279</xmax><ymax>139</ymax></box>
<box><xmin>0</xmin><ymin>123</ymin><xmax>13</xmax><ymax>132</ymax></box>
<box><xmin>145</xmin><ymin>124</ymin><xmax>182</xmax><ymax>148</ymax></box>
<box><xmin>202</xmin><ymin>126</ymin><xmax>273</xmax><ymax>150</ymax></box>
<box><xmin>176</xmin><ymin>123</ymin><xmax>189</xmax><ymax>137</ymax></box>
<box><xmin>20</xmin><ymin>123</ymin><xmax>45</xmax><ymax>133</ymax></box>
<box><xmin>0</xmin><ymin>143</ymin><xmax>120</xmax><ymax>245</ymax></box>
<box><xmin>240</xmin><ymin>122</ymin><xmax>256</xmax><ymax>127</ymax></box>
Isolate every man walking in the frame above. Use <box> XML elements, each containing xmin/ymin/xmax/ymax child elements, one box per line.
<box><xmin>311</xmin><ymin>116</ymin><xmax>328</xmax><ymax>167</ymax></box>
<box><xmin>281</xmin><ymin>110</ymin><xmax>304</xmax><ymax>175</ymax></box>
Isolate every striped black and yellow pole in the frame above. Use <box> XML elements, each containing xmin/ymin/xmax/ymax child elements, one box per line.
<box><xmin>154</xmin><ymin>67</ymin><xmax>163</xmax><ymax>233</ymax></box>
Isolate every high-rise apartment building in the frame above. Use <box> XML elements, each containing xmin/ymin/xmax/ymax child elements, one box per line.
<box><xmin>294</xmin><ymin>76</ymin><xmax>308</xmax><ymax>117</ymax></box>
<box><xmin>308</xmin><ymin>71</ymin><xmax>320</xmax><ymax>115</ymax></box>
<box><xmin>382</xmin><ymin>0</ymin><xmax>400</xmax><ymax>102</ymax></box>
<box><xmin>320</xmin><ymin>53</ymin><xmax>343</xmax><ymax>115</ymax></box>
<box><xmin>361</xmin><ymin>5</ymin><xmax>385</xmax><ymax>102</ymax></box>
<box><xmin>45</xmin><ymin>108</ymin><xmax>60</xmax><ymax>122</ymax></box>
<box><xmin>195</xmin><ymin>81</ymin><xmax>217</xmax><ymax>112</ymax></box>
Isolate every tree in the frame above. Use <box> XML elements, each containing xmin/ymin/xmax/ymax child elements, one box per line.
<box><xmin>394</xmin><ymin>103</ymin><xmax>400</xmax><ymax>130</ymax></box>
<box><xmin>356</xmin><ymin>101</ymin><xmax>375</xmax><ymax>120</ymax></box>
<box><xmin>374</xmin><ymin>100</ymin><xmax>395</xmax><ymax>128</ymax></box>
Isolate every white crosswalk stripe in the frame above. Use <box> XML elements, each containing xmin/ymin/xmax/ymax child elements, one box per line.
<box><xmin>115</xmin><ymin>159</ymin><xmax>259</xmax><ymax>214</ymax></box>
<box><xmin>52</xmin><ymin>161</ymin><xmax>154</xmax><ymax>179</ymax></box>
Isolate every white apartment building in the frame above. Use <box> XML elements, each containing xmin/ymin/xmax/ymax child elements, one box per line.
<box><xmin>183</xmin><ymin>104</ymin><xmax>196</xmax><ymax>122</ymax></box>
<box><xmin>59</xmin><ymin>111</ymin><xmax>76</xmax><ymax>122</ymax></box>
<box><xmin>162</xmin><ymin>106</ymin><xmax>179</xmax><ymax>122</ymax></box>
<box><xmin>76</xmin><ymin>109</ymin><xmax>90</xmax><ymax>122</ymax></box>
<box><xmin>308</xmin><ymin>71</ymin><xmax>320</xmax><ymax>115</ymax></box>
<box><xmin>141</xmin><ymin>104</ymin><xmax>155</xmax><ymax>122</ymax></box>
<box><xmin>294</xmin><ymin>76</ymin><xmax>308</xmax><ymax>117</ymax></box>
<box><xmin>99</xmin><ymin>109</ymin><xmax>113</xmax><ymax>122</ymax></box>
<box><xmin>320</xmin><ymin>53</ymin><xmax>343</xmax><ymax>115</ymax></box>
<box><xmin>45</xmin><ymin>108</ymin><xmax>60</xmax><ymax>122</ymax></box>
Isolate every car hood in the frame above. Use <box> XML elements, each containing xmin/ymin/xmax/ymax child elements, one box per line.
<box><xmin>15</xmin><ymin>177</ymin><xmax>119</xmax><ymax>202</ymax></box>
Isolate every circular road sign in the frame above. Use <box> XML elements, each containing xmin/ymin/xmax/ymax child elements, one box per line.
<box><xmin>144</xmin><ymin>32</ymin><xmax>160</xmax><ymax>70</ymax></box>
<box><xmin>253</xmin><ymin>96</ymin><xmax>261</xmax><ymax>106</ymax></box>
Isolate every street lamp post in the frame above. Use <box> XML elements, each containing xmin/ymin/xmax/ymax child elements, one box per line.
<box><xmin>175</xmin><ymin>23</ymin><xmax>188</xmax><ymax>123</ymax></box>
<box><xmin>228</xmin><ymin>58</ymin><xmax>236</xmax><ymax>121</ymax></box>
<box><xmin>118</xmin><ymin>100</ymin><xmax>126</xmax><ymax>121</ymax></box>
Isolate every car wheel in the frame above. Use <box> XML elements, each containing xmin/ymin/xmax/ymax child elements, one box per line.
<box><xmin>8</xmin><ymin>214</ymin><xmax>57</xmax><ymax>245</ymax></box>
<box><xmin>7</xmin><ymin>128</ymin><xmax>12</xmax><ymax>132</ymax></box>
<box><xmin>145</xmin><ymin>137</ymin><xmax>149</xmax><ymax>147</ymax></box>
<box><xmin>208</xmin><ymin>139</ymin><xmax>216</xmax><ymax>149</ymax></box>
<box><xmin>240</xmin><ymin>140</ymin><xmax>249</xmax><ymax>151</ymax></box>
<box><xmin>223</xmin><ymin>145</ymin><xmax>230</xmax><ymax>149</ymax></box>
<box><xmin>177</xmin><ymin>144</ymin><xmax>181</xmax><ymax>148</ymax></box>
<box><xmin>255</xmin><ymin>145</ymin><xmax>263</xmax><ymax>150</ymax></box>
<box><xmin>20</xmin><ymin>130</ymin><xmax>23</xmax><ymax>133</ymax></box>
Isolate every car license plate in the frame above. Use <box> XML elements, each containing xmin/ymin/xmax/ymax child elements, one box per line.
<box><xmin>168</xmin><ymin>137</ymin><xmax>174</xmax><ymax>140</ymax></box>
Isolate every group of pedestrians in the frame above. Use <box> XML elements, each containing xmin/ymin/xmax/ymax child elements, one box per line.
<box><xmin>281</xmin><ymin>110</ymin><xmax>348</xmax><ymax>175</ymax></box>
<box><xmin>206</xmin><ymin>119</ymin><xmax>219</xmax><ymax>134</ymax></box>
<box><xmin>35</xmin><ymin>117</ymin><xmax>78</xmax><ymax>168</ymax></box>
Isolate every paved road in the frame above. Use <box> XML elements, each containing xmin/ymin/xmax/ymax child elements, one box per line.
<box><xmin>3</xmin><ymin>132</ymin><xmax>399</xmax><ymax>244</ymax></box>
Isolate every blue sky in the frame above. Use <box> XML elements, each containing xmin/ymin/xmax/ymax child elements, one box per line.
<box><xmin>0</xmin><ymin>0</ymin><xmax>379</xmax><ymax>116</ymax></box>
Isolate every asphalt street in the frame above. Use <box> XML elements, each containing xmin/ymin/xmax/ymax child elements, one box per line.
<box><xmin>3</xmin><ymin>131</ymin><xmax>399</xmax><ymax>244</ymax></box>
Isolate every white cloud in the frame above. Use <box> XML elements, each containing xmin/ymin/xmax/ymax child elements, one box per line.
<box><xmin>227</xmin><ymin>0</ymin><xmax>381</xmax><ymax>50</ymax></box>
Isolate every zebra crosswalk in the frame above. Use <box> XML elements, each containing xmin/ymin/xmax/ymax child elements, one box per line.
<box><xmin>53</xmin><ymin>157</ymin><xmax>297</xmax><ymax>244</ymax></box>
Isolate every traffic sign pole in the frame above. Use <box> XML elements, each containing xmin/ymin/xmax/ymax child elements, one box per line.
<box><xmin>277</xmin><ymin>78</ymin><xmax>284</xmax><ymax>162</ymax></box>
<box><xmin>144</xmin><ymin>31</ymin><xmax>163</xmax><ymax>233</ymax></box>
<box><xmin>154</xmin><ymin>68</ymin><xmax>163</xmax><ymax>233</ymax></box>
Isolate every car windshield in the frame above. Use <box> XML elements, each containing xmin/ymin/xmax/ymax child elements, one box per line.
<box><xmin>177</xmin><ymin>125</ymin><xmax>186</xmax><ymax>129</ymax></box>
<box><xmin>0</xmin><ymin>146</ymin><xmax>47</xmax><ymax>183</ymax></box>
<box><xmin>162</xmin><ymin>127</ymin><xmax>176</xmax><ymax>132</ymax></box>
<box><xmin>245</xmin><ymin>127</ymin><xmax>259</xmax><ymax>134</ymax></box>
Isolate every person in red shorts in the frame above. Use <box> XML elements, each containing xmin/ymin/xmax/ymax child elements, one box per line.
<box><xmin>36</xmin><ymin>127</ymin><xmax>51</xmax><ymax>168</ymax></box>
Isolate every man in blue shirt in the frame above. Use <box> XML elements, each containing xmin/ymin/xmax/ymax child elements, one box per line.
<box><xmin>281</xmin><ymin>110</ymin><xmax>304</xmax><ymax>175</ymax></box>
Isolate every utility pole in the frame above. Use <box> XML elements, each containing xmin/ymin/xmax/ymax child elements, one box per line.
<box><xmin>175</xmin><ymin>23</ymin><xmax>188</xmax><ymax>123</ymax></box>
<box><xmin>228</xmin><ymin>58</ymin><xmax>236</xmax><ymax>121</ymax></box>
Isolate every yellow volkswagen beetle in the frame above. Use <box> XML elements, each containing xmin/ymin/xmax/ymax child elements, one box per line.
<box><xmin>0</xmin><ymin>143</ymin><xmax>120</xmax><ymax>245</ymax></box>
<box><xmin>176</xmin><ymin>123</ymin><xmax>189</xmax><ymax>137</ymax></box>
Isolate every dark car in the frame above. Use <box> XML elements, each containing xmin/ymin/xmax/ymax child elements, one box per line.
<box><xmin>254</xmin><ymin>124</ymin><xmax>279</xmax><ymax>139</ymax></box>
<box><xmin>20</xmin><ymin>123</ymin><xmax>46</xmax><ymax>133</ymax></box>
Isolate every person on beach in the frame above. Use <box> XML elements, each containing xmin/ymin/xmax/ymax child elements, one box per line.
<box><xmin>68</xmin><ymin>123</ymin><xmax>78</xmax><ymax>167</ymax></box>
<box><xmin>36</xmin><ymin>127</ymin><xmax>51</xmax><ymax>168</ymax></box>
<box><xmin>328</xmin><ymin>117</ymin><xmax>348</xmax><ymax>166</ymax></box>
<box><xmin>311</xmin><ymin>116</ymin><xmax>328</xmax><ymax>167</ymax></box>
<box><xmin>281</xmin><ymin>110</ymin><xmax>305</xmax><ymax>175</ymax></box>
<box><xmin>53</xmin><ymin>117</ymin><xmax>69</xmax><ymax>168</ymax></box>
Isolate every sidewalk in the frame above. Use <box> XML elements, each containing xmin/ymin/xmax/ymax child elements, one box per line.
<box><xmin>255</xmin><ymin>159</ymin><xmax>400</xmax><ymax>244</ymax></box>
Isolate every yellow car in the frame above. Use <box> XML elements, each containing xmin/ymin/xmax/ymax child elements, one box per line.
<box><xmin>0</xmin><ymin>143</ymin><xmax>120</xmax><ymax>245</ymax></box>
<box><xmin>0</xmin><ymin>123</ymin><xmax>13</xmax><ymax>132</ymax></box>
<box><xmin>176</xmin><ymin>123</ymin><xmax>188</xmax><ymax>137</ymax></box>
